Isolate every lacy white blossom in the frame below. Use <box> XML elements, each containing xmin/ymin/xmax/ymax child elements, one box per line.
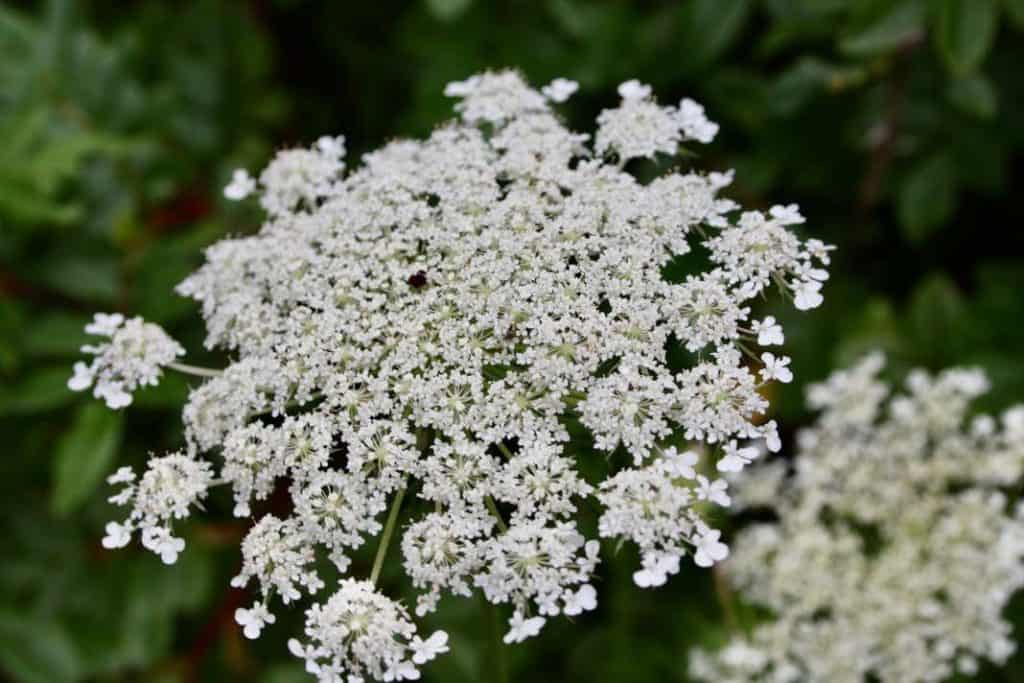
<box><xmin>288</xmin><ymin>579</ymin><xmax>446</xmax><ymax>681</ymax></box>
<box><xmin>102</xmin><ymin>452</ymin><xmax>213</xmax><ymax>563</ymax></box>
<box><xmin>598</xmin><ymin>447</ymin><xmax>732</xmax><ymax>586</ymax></box>
<box><xmin>74</xmin><ymin>71</ymin><xmax>832</xmax><ymax>681</ymax></box>
<box><xmin>690</xmin><ymin>354</ymin><xmax>1024</xmax><ymax>683</ymax></box>
<box><xmin>68</xmin><ymin>313</ymin><xmax>184</xmax><ymax>408</ymax></box>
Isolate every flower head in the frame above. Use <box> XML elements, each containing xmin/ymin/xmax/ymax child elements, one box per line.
<box><xmin>691</xmin><ymin>355</ymin><xmax>1024</xmax><ymax>683</ymax></box>
<box><xmin>81</xmin><ymin>72</ymin><xmax>832</xmax><ymax>681</ymax></box>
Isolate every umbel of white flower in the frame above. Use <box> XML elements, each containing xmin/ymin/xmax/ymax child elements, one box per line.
<box><xmin>689</xmin><ymin>353</ymin><xmax>1024</xmax><ymax>683</ymax></box>
<box><xmin>68</xmin><ymin>313</ymin><xmax>185</xmax><ymax>409</ymax></box>
<box><xmin>73</xmin><ymin>70</ymin><xmax>832</xmax><ymax>681</ymax></box>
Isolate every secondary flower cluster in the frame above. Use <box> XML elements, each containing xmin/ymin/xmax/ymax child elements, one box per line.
<box><xmin>77</xmin><ymin>71</ymin><xmax>831</xmax><ymax>681</ymax></box>
<box><xmin>689</xmin><ymin>353</ymin><xmax>1024</xmax><ymax>683</ymax></box>
<box><xmin>68</xmin><ymin>313</ymin><xmax>184</xmax><ymax>408</ymax></box>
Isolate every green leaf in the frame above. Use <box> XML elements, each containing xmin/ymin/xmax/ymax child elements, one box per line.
<box><xmin>0</xmin><ymin>611</ymin><xmax>81</xmax><ymax>683</ymax></box>
<box><xmin>767</xmin><ymin>57</ymin><xmax>833</xmax><ymax>117</ymax></box>
<box><xmin>1006</xmin><ymin>0</ymin><xmax>1024</xmax><ymax>28</ymax></box>
<box><xmin>23</xmin><ymin>312</ymin><xmax>91</xmax><ymax>358</ymax></box>
<box><xmin>132</xmin><ymin>237</ymin><xmax>201</xmax><ymax>324</ymax></box>
<box><xmin>839</xmin><ymin>1</ymin><xmax>925</xmax><ymax>57</ymax></box>
<box><xmin>425</xmin><ymin>0</ymin><xmax>474</xmax><ymax>21</ymax></box>
<box><xmin>36</xmin><ymin>254</ymin><xmax>119</xmax><ymax>304</ymax></box>
<box><xmin>908</xmin><ymin>273</ymin><xmax>967</xmax><ymax>363</ymax></box>
<box><xmin>0</xmin><ymin>366</ymin><xmax>79</xmax><ymax>415</ymax></box>
<box><xmin>933</xmin><ymin>0</ymin><xmax>998</xmax><ymax>75</ymax></box>
<box><xmin>0</xmin><ymin>300</ymin><xmax>23</xmax><ymax>372</ymax></box>
<box><xmin>51</xmin><ymin>402</ymin><xmax>123</xmax><ymax>515</ymax></box>
<box><xmin>677</xmin><ymin>0</ymin><xmax>753</xmax><ymax>71</ymax></box>
<box><xmin>898</xmin><ymin>153</ymin><xmax>956</xmax><ymax>242</ymax></box>
<box><xmin>946</xmin><ymin>73</ymin><xmax>997</xmax><ymax>118</ymax></box>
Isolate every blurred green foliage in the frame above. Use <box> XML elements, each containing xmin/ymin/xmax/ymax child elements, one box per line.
<box><xmin>0</xmin><ymin>0</ymin><xmax>1022</xmax><ymax>681</ymax></box>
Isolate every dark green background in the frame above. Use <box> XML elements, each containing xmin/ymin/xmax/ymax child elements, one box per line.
<box><xmin>1</xmin><ymin>0</ymin><xmax>1022</xmax><ymax>681</ymax></box>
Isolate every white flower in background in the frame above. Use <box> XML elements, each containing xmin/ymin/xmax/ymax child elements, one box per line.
<box><xmin>617</xmin><ymin>79</ymin><xmax>651</xmax><ymax>100</ymax></box>
<box><xmin>690</xmin><ymin>354</ymin><xmax>1024</xmax><ymax>683</ymax></box>
<box><xmin>677</xmin><ymin>98</ymin><xmax>719</xmax><ymax>144</ymax></box>
<box><xmin>67</xmin><ymin>313</ymin><xmax>184</xmax><ymax>409</ymax></box>
<box><xmin>74</xmin><ymin>71</ymin><xmax>832</xmax><ymax>681</ymax></box>
<box><xmin>541</xmin><ymin>77</ymin><xmax>579</xmax><ymax>102</ymax></box>
<box><xmin>224</xmin><ymin>168</ymin><xmax>256</xmax><ymax>200</ymax></box>
<box><xmin>314</xmin><ymin>135</ymin><xmax>346</xmax><ymax>157</ymax></box>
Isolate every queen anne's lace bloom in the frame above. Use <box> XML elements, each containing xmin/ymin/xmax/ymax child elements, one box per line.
<box><xmin>74</xmin><ymin>71</ymin><xmax>831</xmax><ymax>681</ymax></box>
<box><xmin>690</xmin><ymin>354</ymin><xmax>1024</xmax><ymax>683</ymax></box>
<box><xmin>289</xmin><ymin>579</ymin><xmax>446</xmax><ymax>681</ymax></box>
<box><xmin>67</xmin><ymin>313</ymin><xmax>184</xmax><ymax>408</ymax></box>
<box><xmin>102</xmin><ymin>453</ymin><xmax>213</xmax><ymax>564</ymax></box>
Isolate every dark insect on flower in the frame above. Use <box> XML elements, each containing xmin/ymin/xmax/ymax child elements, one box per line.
<box><xmin>408</xmin><ymin>270</ymin><xmax>428</xmax><ymax>289</ymax></box>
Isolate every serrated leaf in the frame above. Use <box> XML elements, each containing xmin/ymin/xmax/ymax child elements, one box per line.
<box><xmin>52</xmin><ymin>402</ymin><xmax>123</xmax><ymax>515</ymax></box>
<box><xmin>898</xmin><ymin>153</ymin><xmax>956</xmax><ymax>242</ymax></box>
<box><xmin>933</xmin><ymin>0</ymin><xmax>998</xmax><ymax>75</ymax></box>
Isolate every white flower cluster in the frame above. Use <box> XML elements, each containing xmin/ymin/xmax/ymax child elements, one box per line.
<box><xmin>595</xmin><ymin>79</ymin><xmax>720</xmax><ymax>158</ymax></box>
<box><xmin>690</xmin><ymin>353</ymin><xmax>1024</xmax><ymax>683</ymax></box>
<box><xmin>101</xmin><ymin>452</ymin><xmax>213</xmax><ymax>564</ymax></box>
<box><xmin>68</xmin><ymin>313</ymin><xmax>185</xmax><ymax>408</ymax></box>
<box><xmin>287</xmin><ymin>579</ymin><xmax>449</xmax><ymax>681</ymax></box>
<box><xmin>80</xmin><ymin>71</ymin><xmax>831</xmax><ymax>681</ymax></box>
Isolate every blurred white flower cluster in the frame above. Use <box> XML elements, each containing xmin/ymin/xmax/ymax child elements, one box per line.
<box><xmin>690</xmin><ymin>353</ymin><xmax>1024</xmax><ymax>683</ymax></box>
<box><xmin>76</xmin><ymin>71</ymin><xmax>831</xmax><ymax>681</ymax></box>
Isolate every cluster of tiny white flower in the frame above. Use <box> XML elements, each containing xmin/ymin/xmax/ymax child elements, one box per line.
<box><xmin>101</xmin><ymin>452</ymin><xmax>213</xmax><ymax>564</ymax></box>
<box><xmin>690</xmin><ymin>353</ymin><xmax>1024</xmax><ymax>683</ymax></box>
<box><xmin>75</xmin><ymin>71</ymin><xmax>831</xmax><ymax>681</ymax></box>
<box><xmin>68</xmin><ymin>313</ymin><xmax>185</xmax><ymax>408</ymax></box>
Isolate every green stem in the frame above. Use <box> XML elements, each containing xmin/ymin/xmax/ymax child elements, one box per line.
<box><xmin>167</xmin><ymin>361</ymin><xmax>223</xmax><ymax>378</ymax></box>
<box><xmin>485</xmin><ymin>495</ymin><xmax>509</xmax><ymax>534</ymax></box>
<box><xmin>712</xmin><ymin>564</ymin><xmax>739</xmax><ymax>632</ymax></box>
<box><xmin>495</xmin><ymin>441</ymin><xmax>514</xmax><ymax>459</ymax></box>
<box><xmin>370</xmin><ymin>485</ymin><xmax>406</xmax><ymax>585</ymax></box>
